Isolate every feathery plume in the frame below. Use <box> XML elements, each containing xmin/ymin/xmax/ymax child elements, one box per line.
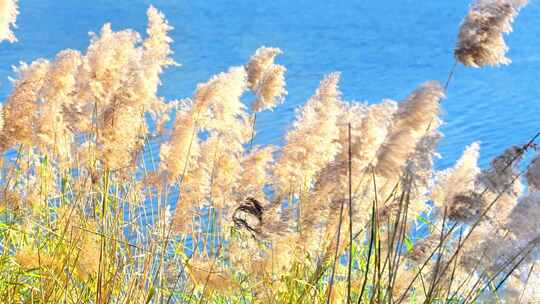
<box><xmin>351</xmin><ymin>100</ymin><xmax>398</xmax><ymax>169</ymax></box>
<box><xmin>136</xmin><ymin>6</ymin><xmax>178</xmax><ymax>134</ymax></box>
<box><xmin>274</xmin><ymin>72</ymin><xmax>344</xmax><ymax>195</ymax></box>
<box><xmin>0</xmin><ymin>59</ymin><xmax>50</xmax><ymax>152</ymax></box>
<box><xmin>171</xmin><ymin>162</ymin><xmax>210</xmax><ymax>234</ymax></box>
<box><xmin>36</xmin><ymin>49</ymin><xmax>82</xmax><ymax>158</ymax></box>
<box><xmin>143</xmin><ymin>5</ymin><xmax>176</xmax><ymax>72</ymax></box>
<box><xmin>205</xmin><ymin>136</ymin><xmax>245</xmax><ymax>208</ymax></box>
<box><xmin>71</xmin><ymin>23</ymin><xmax>141</xmax><ymax>133</ymax></box>
<box><xmin>298</xmin><ymin>101</ymin><xmax>398</xmax><ymax>243</ymax></box>
<box><xmin>458</xmin><ymin>147</ymin><xmax>528</xmax><ymax>275</ymax></box>
<box><xmin>238</xmin><ymin>146</ymin><xmax>275</xmax><ymax>199</ymax></box>
<box><xmin>478</xmin><ymin>145</ymin><xmax>522</xmax><ymax>194</ymax></box>
<box><xmin>246</xmin><ymin>47</ymin><xmax>282</xmax><ymax>92</ymax></box>
<box><xmin>464</xmin><ymin>192</ymin><xmax>540</xmax><ymax>275</ymax></box>
<box><xmin>80</xmin><ymin>17</ymin><xmax>176</xmax><ymax>170</ymax></box>
<box><xmin>505</xmin><ymin>192</ymin><xmax>540</xmax><ymax>248</ymax></box>
<box><xmin>375</xmin><ymin>81</ymin><xmax>444</xmax><ymax>180</ymax></box>
<box><xmin>159</xmin><ymin>102</ymin><xmax>200</xmax><ymax>183</ymax></box>
<box><xmin>0</xmin><ymin>0</ymin><xmax>18</xmax><ymax>43</ymax></box>
<box><xmin>455</xmin><ymin>0</ymin><xmax>528</xmax><ymax>67</ymax></box>
<box><xmin>194</xmin><ymin>67</ymin><xmax>249</xmax><ymax>136</ymax></box>
<box><xmin>432</xmin><ymin>142</ymin><xmax>482</xmax><ymax>221</ymax></box>
<box><xmin>404</xmin><ymin>125</ymin><xmax>444</xmax><ymax>217</ymax></box>
<box><xmin>99</xmin><ymin>96</ymin><xmax>147</xmax><ymax>170</ymax></box>
<box><xmin>142</xmin><ymin>5</ymin><xmax>177</xmax><ymax>110</ymax></box>
<box><xmin>526</xmin><ymin>153</ymin><xmax>540</xmax><ymax>191</ymax></box>
<box><xmin>246</xmin><ymin>47</ymin><xmax>287</xmax><ymax>112</ymax></box>
<box><xmin>252</xmin><ymin>64</ymin><xmax>287</xmax><ymax>112</ymax></box>
<box><xmin>169</xmin><ymin>68</ymin><xmax>248</xmax><ymax>232</ymax></box>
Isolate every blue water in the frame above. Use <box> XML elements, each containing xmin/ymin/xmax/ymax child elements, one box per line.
<box><xmin>1</xmin><ymin>0</ymin><xmax>539</xmax><ymax>169</ymax></box>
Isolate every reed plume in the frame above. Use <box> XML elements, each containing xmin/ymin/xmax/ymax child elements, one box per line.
<box><xmin>0</xmin><ymin>59</ymin><xmax>50</xmax><ymax>152</ymax></box>
<box><xmin>0</xmin><ymin>0</ymin><xmax>18</xmax><ymax>43</ymax></box>
<box><xmin>526</xmin><ymin>153</ymin><xmax>540</xmax><ymax>191</ymax></box>
<box><xmin>375</xmin><ymin>81</ymin><xmax>444</xmax><ymax>181</ymax></box>
<box><xmin>36</xmin><ymin>50</ymin><xmax>82</xmax><ymax>159</ymax></box>
<box><xmin>246</xmin><ymin>47</ymin><xmax>287</xmax><ymax>112</ymax></box>
<box><xmin>238</xmin><ymin>146</ymin><xmax>276</xmax><ymax>199</ymax></box>
<box><xmin>159</xmin><ymin>101</ymin><xmax>201</xmax><ymax>183</ymax></box>
<box><xmin>455</xmin><ymin>0</ymin><xmax>529</xmax><ymax>67</ymax></box>
<box><xmin>274</xmin><ymin>72</ymin><xmax>344</xmax><ymax>196</ymax></box>
<box><xmin>432</xmin><ymin>142</ymin><xmax>481</xmax><ymax>222</ymax></box>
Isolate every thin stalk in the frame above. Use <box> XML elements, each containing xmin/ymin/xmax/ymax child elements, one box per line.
<box><xmin>326</xmin><ymin>194</ymin><xmax>347</xmax><ymax>303</ymax></box>
<box><xmin>192</xmin><ymin>244</ymin><xmax>223</xmax><ymax>304</ymax></box>
<box><xmin>424</xmin><ymin>207</ymin><xmax>449</xmax><ymax>303</ymax></box>
<box><xmin>444</xmin><ymin>60</ymin><xmax>458</xmax><ymax>91</ymax></box>
<box><xmin>444</xmin><ymin>228</ymin><xmax>463</xmax><ymax>303</ymax></box>
<box><xmin>347</xmin><ymin>122</ymin><xmax>353</xmax><ymax>304</ymax></box>
<box><xmin>96</xmin><ymin>169</ymin><xmax>110</xmax><ymax>304</ymax></box>
<box><xmin>249</xmin><ymin>112</ymin><xmax>257</xmax><ymax>152</ymax></box>
<box><xmin>518</xmin><ymin>261</ymin><xmax>536</xmax><ymax>304</ymax></box>
<box><xmin>357</xmin><ymin>167</ymin><xmax>379</xmax><ymax>304</ymax></box>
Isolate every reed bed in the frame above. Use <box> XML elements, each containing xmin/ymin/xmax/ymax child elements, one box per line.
<box><xmin>0</xmin><ymin>0</ymin><xmax>539</xmax><ymax>303</ymax></box>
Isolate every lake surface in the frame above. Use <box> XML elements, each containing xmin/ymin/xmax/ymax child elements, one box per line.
<box><xmin>1</xmin><ymin>0</ymin><xmax>539</xmax><ymax>169</ymax></box>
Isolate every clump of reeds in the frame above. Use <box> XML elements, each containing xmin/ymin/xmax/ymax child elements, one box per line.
<box><xmin>0</xmin><ymin>0</ymin><xmax>539</xmax><ymax>303</ymax></box>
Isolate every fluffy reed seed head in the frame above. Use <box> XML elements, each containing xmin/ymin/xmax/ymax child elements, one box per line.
<box><xmin>36</xmin><ymin>49</ymin><xmax>82</xmax><ymax>158</ymax></box>
<box><xmin>526</xmin><ymin>153</ymin><xmax>540</xmax><ymax>191</ymax></box>
<box><xmin>82</xmin><ymin>8</ymin><xmax>175</xmax><ymax>170</ymax></box>
<box><xmin>274</xmin><ymin>72</ymin><xmax>344</xmax><ymax>195</ymax></box>
<box><xmin>0</xmin><ymin>59</ymin><xmax>50</xmax><ymax>152</ymax></box>
<box><xmin>505</xmin><ymin>192</ymin><xmax>540</xmax><ymax>247</ymax></box>
<box><xmin>375</xmin><ymin>81</ymin><xmax>444</xmax><ymax>180</ymax></box>
<box><xmin>432</xmin><ymin>142</ymin><xmax>482</xmax><ymax>221</ymax></box>
<box><xmin>239</xmin><ymin>146</ymin><xmax>276</xmax><ymax>199</ymax></box>
<box><xmin>252</xmin><ymin>64</ymin><xmax>287</xmax><ymax>112</ymax></box>
<box><xmin>193</xmin><ymin>66</ymin><xmax>249</xmax><ymax>136</ymax></box>
<box><xmin>455</xmin><ymin>0</ymin><xmax>528</xmax><ymax>67</ymax></box>
<box><xmin>246</xmin><ymin>46</ymin><xmax>282</xmax><ymax>92</ymax></box>
<box><xmin>479</xmin><ymin>145</ymin><xmax>522</xmax><ymax>194</ymax></box>
<box><xmin>159</xmin><ymin>103</ymin><xmax>200</xmax><ymax>183</ymax></box>
<box><xmin>0</xmin><ymin>0</ymin><xmax>18</xmax><ymax>43</ymax></box>
<box><xmin>246</xmin><ymin>47</ymin><xmax>287</xmax><ymax>112</ymax></box>
<box><xmin>142</xmin><ymin>5</ymin><xmax>178</xmax><ymax>108</ymax></box>
<box><xmin>144</xmin><ymin>5</ymin><xmax>176</xmax><ymax>71</ymax></box>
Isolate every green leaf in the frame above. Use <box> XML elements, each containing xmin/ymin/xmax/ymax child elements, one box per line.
<box><xmin>145</xmin><ymin>286</ymin><xmax>156</xmax><ymax>304</ymax></box>
<box><xmin>417</xmin><ymin>214</ymin><xmax>432</xmax><ymax>227</ymax></box>
<box><xmin>404</xmin><ymin>236</ymin><xmax>414</xmax><ymax>252</ymax></box>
